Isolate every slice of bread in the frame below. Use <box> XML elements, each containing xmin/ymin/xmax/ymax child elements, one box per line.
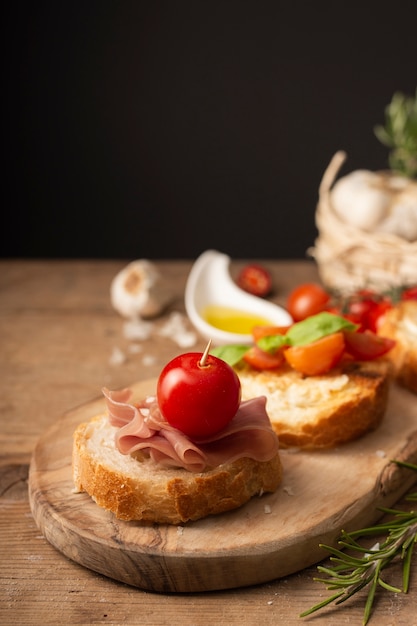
<box><xmin>73</xmin><ymin>414</ymin><xmax>282</xmax><ymax>524</ymax></box>
<box><xmin>236</xmin><ymin>360</ymin><xmax>390</xmax><ymax>449</ymax></box>
<box><xmin>377</xmin><ymin>300</ymin><xmax>417</xmax><ymax>394</ymax></box>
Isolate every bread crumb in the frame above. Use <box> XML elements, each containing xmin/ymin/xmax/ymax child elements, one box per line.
<box><xmin>283</xmin><ymin>485</ymin><xmax>295</xmax><ymax>496</ymax></box>
<box><xmin>375</xmin><ymin>449</ymin><xmax>386</xmax><ymax>458</ymax></box>
<box><xmin>264</xmin><ymin>504</ymin><xmax>272</xmax><ymax>514</ymax></box>
<box><xmin>280</xmin><ymin>447</ymin><xmax>300</xmax><ymax>454</ymax></box>
<box><xmin>177</xmin><ymin>526</ymin><xmax>184</xmax><ymax>536</ymax></box>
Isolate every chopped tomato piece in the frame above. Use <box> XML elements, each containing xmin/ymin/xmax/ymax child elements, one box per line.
<box><xmin>401</xmin><ymin>286</ymin><xmax>417</xmax><ymax>300</ymax></box>
<box><xmin>283</xmin><ymin>332</ymin><xmax>345</xmax><ymax>376</ymax></box>
<box><xmin>251</xmin><ymin>325</ymin><xmax>290</xmax><ymax>342</ymax></box>
<box><xmin>243</xmin><ymin>345</ymin><xmax>285</xmax><ymax>370</ymax></box>
<box><xmin>365</xmin><ymin>300</ymin><xmax>393</xmax><ymax>332</ymax></box>
<box><xmin>343</xmin><ymin>330</ymin><xmax>396</xmax><ymax>360</ymax></box>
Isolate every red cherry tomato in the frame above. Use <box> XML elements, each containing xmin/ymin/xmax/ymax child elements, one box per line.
<box><xmin>343</xmin><ymin>295</ymin><xmax>393</xmax><ymax>332</ymax></box>
<box><xmin>243</xmin><ymin>345</ymin><xmax>285</xmax><ymax>370</ymax></box>
<box><xmin>286</xmin><ymin>283</ymin><xmax>330</xmax><ymax>321</ymax></box>
<box><xmin>237</xmin><ymin>264</ymin><xmax>272</xmax><ymax>297</ymax></box>
<box><xmin>157</xmin><ymin>351</ymin><xmax>241</xmax><ymax>439</ymax></box>
<box><xmin>343</xmin><ymin>330</ymin><xmax>396</xmax><ymax>360</ymax></box>
<box><xmin>283</xmin><ymin>332</ymin><xmax>345</xmax><ymax>375</ymax></box>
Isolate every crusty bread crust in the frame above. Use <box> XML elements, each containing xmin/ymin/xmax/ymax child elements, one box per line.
<box><xmin>377</xmin><ymin>301</ymin><xmax>417</xmax><ymax>394</ymax></box>
<box><xmin>236</xmin><ymin>360</ymin><xmax>390</xmax><ymax>449</ymax></box>
<box><xmin>73</xmin><ymin>414</ymin><xmax>282</xmax><ymax>524</ymax></box>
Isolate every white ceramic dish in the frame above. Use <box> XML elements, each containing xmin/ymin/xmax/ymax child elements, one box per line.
<box><xmin>185</xmin><ymin>250</ymin><xmax>292</xmax><ymax>345</ymax></box>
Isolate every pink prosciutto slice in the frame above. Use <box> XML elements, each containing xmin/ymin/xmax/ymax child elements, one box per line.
<box><xmin>102</xmin><ymin>387</ymin><xmax>279</xmax><ymax>472</ymax></box>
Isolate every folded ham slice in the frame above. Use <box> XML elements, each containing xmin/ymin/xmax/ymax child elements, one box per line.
<box><xmin>103</xmin><ymin>387</ymin><xmax>279</xmax><ymax>472</ymax></box>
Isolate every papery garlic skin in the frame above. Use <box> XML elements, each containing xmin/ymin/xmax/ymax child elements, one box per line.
<box><xmin>375</xmin><ymin>185</ymin><xmax>417</xmax><ymax>241</ymax></box>
<box><xmin>331</xmin><ymin>170</ymin><xmax>417</xmax><ymax>241</ymax></box>
<box><xmin>111</xmin><ymin>260</ymin><xmax>161</xmax><ymax>319</ymax></box>
<box><xmin>331</xmin><ymin>170</ymin><xmax>390</xmax><ymax>231</ymax></box>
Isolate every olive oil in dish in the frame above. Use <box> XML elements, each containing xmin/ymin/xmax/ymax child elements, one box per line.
<box><xmin>203</xmin><ymin>305</ymin><xmax>272</xmax><ymax>334</ymax></box>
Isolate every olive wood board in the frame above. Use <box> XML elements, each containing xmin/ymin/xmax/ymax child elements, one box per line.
<box><xmin>29</xmin><ymin>378</ymin><xmax>417</xmax><ymax>593</ymax></box>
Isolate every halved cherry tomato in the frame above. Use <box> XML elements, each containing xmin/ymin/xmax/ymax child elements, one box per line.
<box><xmin>366</xmin><ymin>300</ymin><xmax>393</xmax><ymax>332</ymax></box>
<box><xmin>343</xmin><ymin>330</ymin><xmax>396</xmax><ymax>360</ymax></box>
<box><xmin>237</xmin><ymin>264</ymin><xmax>272</xmax><ymax>297</ymax></box>
<box><xmin>243</xmin><ymin>345</ymin><xmax>285</xmax><ymax>370</ymax></box>
<box><xmin>286</xmin><ymin>283</ymin><xmax>330</xmax><ymax>321</ymax></box>
<box><xmin>251</xmin><ymin>325</ymin><xmax>290</xmax><ymax>342</ymax></box>
<box><xmin>283</xmin><ymin>332</ymin><xmax>345</xmax><ymax>376</ymax></box>
<box><xmin>339</xmin><ymin>293</ymin><xmax>393</xmax><ymax>332</ymax></box>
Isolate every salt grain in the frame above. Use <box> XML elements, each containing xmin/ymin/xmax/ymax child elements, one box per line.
<box><xmin>158</xmin><ymin>311</ymin><xmax>197</xmax><ymax>348</ymax></box>
<box><xmin>128</xmin><ymin>343</ymin><xmax>143</xmax><ymax>354</ymax></box>
<box><xmin>109</xmin><ymin>346</ymin><xmax>126</xmax><ymax>366</ymax></box>
<box><xmin>142</xmin><ymin>354</ymin><xmax>157</xmax><ymax>367</ymax></box>
<box><xmin>123</xmin><ymin>318</ymin><xmax>153</xmax><ymax>341</ymax></box>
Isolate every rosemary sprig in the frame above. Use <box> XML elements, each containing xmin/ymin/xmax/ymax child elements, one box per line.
<box><xmin>374</xmin><ymin>89</ymin><xmax>417</xmax><ymax>178</ymax></box>
<box><xmin>300</xmin><ymin>461</ymin><xmax>417</xmax><ymax>625</ymax></box>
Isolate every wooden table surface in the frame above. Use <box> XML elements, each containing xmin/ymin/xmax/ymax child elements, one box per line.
<box><xmin>1</xmin><ymin>258</ymin><xmax>416</xmax><ymax>626</ymax></box>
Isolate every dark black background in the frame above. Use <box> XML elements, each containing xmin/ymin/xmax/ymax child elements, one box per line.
<box><xmin>2</xmin><ymin>1</ymin><xmax>416</xmax><ymax>260</ymax></box>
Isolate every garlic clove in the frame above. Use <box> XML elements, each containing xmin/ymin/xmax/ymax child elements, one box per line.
<box><xmin>110</xmin><ymin>260</ymin><xmax>173</xmax><ymax>319</ymax></box>
<box><xmin>375</xmin><ymin>184</ymin><xmax>417</xmax><ymax>241</ymax></box>
<box><xmin>331</xmin><ymin>170</ymin><xmax>391</xmax><ymax>230</ymax></box>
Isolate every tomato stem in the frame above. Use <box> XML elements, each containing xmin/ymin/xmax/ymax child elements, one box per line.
<box><xmin>199</xmin><ymin>339</ymin><xmax>212</xmax><ymax>368</ymax></box>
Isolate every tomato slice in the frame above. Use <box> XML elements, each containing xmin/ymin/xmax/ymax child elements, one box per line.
<box><xmin>343</xmin><ymin>330</ymin><xmax>396</xmax><ymax>360</ymax></box>
<box><xmin>251</xmin><ymin>325</ymin><xmax>290</xmax><ymax>342</ymax></box>
<box><xmin>283</xmin><ymin>332</ymin><xmax>345</xmax><ymax>376</ymax></box>
<box><xmin>243</xmin><ymin>345</ymin><xmax>285</xmax><ymax>370</ymax></box>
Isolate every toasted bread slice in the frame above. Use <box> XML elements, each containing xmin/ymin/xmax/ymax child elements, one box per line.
<box><xmin>236</xmin><ymin>360</ymin><xmax>390</xmax><ymax>449</ymax></box>
<box><xmin>377</xmin><ymin>300</ymin><xmax>417</xmax><ymax>394</ymax></box>
<box><xmin>72</xmin><ymin>414</ymin><xmax>282</xmax><ymax>524</ymax></box>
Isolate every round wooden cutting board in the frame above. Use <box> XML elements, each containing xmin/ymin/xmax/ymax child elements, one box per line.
<box><xmin>29</xmin><ymin>379</ymin><xmax>417</xmax><ymax>593</ymax></box>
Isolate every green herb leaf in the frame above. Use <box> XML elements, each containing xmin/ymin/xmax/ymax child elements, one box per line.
<box><xmin>257</xmin><ymin>333</ymin><xmax>288</xmax><ymax>353</ymax></box>
<box><xmin>300</xmin><ymin>460</ymin><xmax>417</xmax><ymax>625</ymax></box>
<box><xmin>374</xmin><ymin>89</ymin><xmax>417</xmax><ymax>178</ymax></box>
<box><xmin>210</xmin><ymin>344</ymin><xmax>250</xmax><ymax>366</ymax></box>
<box><xmin>258</xmin><ymin>312</ymin><xmax>357</xmax><ymax>352</ymax></box>
<box><xmin>287</xmin><ymin>312</ymin><xmax>357</xmax><ymax>346</ymax></box>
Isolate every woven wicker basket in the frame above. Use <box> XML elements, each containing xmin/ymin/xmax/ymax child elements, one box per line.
<box><xmin>309</xmin><ymin>151</ymin><xmax>417</xmax><ymax>294</ymax></box>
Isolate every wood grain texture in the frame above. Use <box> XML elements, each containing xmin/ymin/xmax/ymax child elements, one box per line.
<box><xmin>2</xmin><ymin>259</ymin><xmax>417</xmax><ymax>625</ymax></box>
<box><xmin>29</xmin><ymin>378</ymin><xmax>417</xmax><ymax>593</ymax></box>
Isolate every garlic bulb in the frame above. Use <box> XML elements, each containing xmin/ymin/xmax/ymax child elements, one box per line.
<box><xmin>375</xmin><ymin>184</ymin><xmax>417</xmax><ymax>240</ymax></box>
<box><xmin>110</xmin><ymin>260</ymin><xmax>173</xmax><ymax>319</ymax></box>
<box><xmin>331</xmin><ymin>170</ymin><xmax>417</xmax><ymax>241</ymax></box>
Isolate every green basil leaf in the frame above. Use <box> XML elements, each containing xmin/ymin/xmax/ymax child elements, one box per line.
<box><xmin>258</xmin><ymin>311</ymin><xmax>357</xmax><ymax>352</ymax></box>
<box><xmin>211</xmin><ymin>344</ymin><xmax>250</xmax><ymax>366</ymax></box>
<box><xmin>286</xmin><ymin>312</ymin><xmax>357</xmax><ymax>346</ymax></box>
<box><xmin>257</xmin><ymin>334</ymin><xmax>289</xmax><ymax>353</ymax></box>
